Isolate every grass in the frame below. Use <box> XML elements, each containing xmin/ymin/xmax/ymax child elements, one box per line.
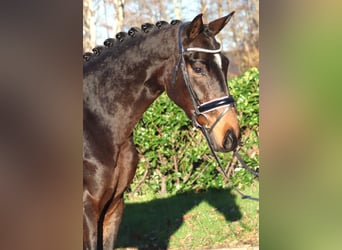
<box><xmin>115</xmin><ymin>182</ymin><xmax>259</xmax><ymax>250</ymax></box>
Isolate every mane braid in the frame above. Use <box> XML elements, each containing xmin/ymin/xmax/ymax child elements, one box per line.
<box><xmin>104</xmin><ymin>38</ymin><xmax>115</xmax><ymax>48</ymax></box>
<box><xmin>83</xmin><ymin>19</ymin><xmax>183</xmax><ymax>63</ymax></box>
<box><xmin>92</xmin><ymin>45</ymin><xmax>105</xmax><ymax>56</ymax></box>
<box><xmin>128</xmin><ymin>27</ymin><xmax>141</xmax><ymax>38</ymax></box>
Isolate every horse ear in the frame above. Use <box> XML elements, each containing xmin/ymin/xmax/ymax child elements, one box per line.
<box><xmin>208</xmin><ymin>11</ymin><xmax>235</xmax><ymax>36</ymax></box>
<box><xmin>187</xmin><ymin>13</ymin><xmax>204</xmax><ymax>40</ymax></box>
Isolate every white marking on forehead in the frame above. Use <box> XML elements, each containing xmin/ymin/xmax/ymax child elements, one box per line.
<box><xmin>214</xmin><ymin>53</ymin><xmax>222</xmax><ymax>68</ymax></box>
<box><xmin>213</xmin><ymin>36</ymin><xmax>222</xmax><ymax>68</ymax></box>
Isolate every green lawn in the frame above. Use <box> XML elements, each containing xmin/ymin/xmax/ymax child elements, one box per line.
<box><xmin>115</xmin><ymin>182</ymin><xmax>259</xmax><ymax>249</ymax></box>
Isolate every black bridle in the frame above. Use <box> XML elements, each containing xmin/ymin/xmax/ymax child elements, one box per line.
<box><xmin>172</xmin><ymin>24</ymin><xmax>236</xmax><ymax>131</ymax></box>
<box><xmin>172</xmin><ymin>23</ymin><xmax>259</xmax><ymax>201</ymax></box>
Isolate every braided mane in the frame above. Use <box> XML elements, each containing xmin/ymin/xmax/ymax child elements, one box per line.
<box><xmin>83</xmin><ymin>19</ymin><xmax>182</xmax><ymax>63</ymax></box>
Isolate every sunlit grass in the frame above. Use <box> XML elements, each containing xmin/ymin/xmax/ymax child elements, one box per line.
<box><xmin>116</xmin><ymin>183</ymin><xmax>259</xmax><ymax>249</ymax></box>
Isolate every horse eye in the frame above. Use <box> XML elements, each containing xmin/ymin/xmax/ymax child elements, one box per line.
<box><xmin>193</xmin><ymin>67</ymin><xmax>202</xmax><ymax>74</ymax></box>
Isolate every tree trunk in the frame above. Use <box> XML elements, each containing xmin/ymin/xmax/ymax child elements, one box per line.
<box><xmin>173</xmin><ymin>0</ymin><xmax>181</xmax><ymax>20</ymax></box>
<box><xmin>216</xmin><ymin>0</ymin><xmax>223</xmax><ymax>42</ymax></box>
<box><xmin>200</xmin><ymin>0</ymin><xmax>208</xmax><ymax>23</ymax></box>
<box><xmin>113</xmin><ymin>0</ymin><xmax>125</xmax><ymax>34</ymax></box>
<box><xmin>83</xmin><ymin>0</ymin><xmax>96</xmax><ymax>52</ymax></box>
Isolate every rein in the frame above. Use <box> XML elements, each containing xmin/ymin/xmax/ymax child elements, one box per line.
<box><xmin>172</xmin><ymin>24</ymin><xmax>259</xmax><ymax>202</ymax></box>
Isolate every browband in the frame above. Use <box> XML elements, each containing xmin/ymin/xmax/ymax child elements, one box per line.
<box><xmin>184</xmin><ymin>43</ymin><xmax>222</xmax><ymax>54</ymax></box>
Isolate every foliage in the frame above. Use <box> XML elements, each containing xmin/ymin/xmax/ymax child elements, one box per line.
<box><xmin>129</xmin><ymin>67</ymin><xmax>259</xmax><ymax>198</ymax></box>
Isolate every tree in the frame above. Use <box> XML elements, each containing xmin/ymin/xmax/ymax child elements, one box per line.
<box><xmin>173</xmin><ymin>0</ymin><xmax>182</xmax><ymax>20</ymax></box>
<box><xmin>83</xmin><ymin>0</ymin><xmax>96</xmax><ymax>52</ymax></box>
<box><xmin>112</xmin><ymin>0</ymin><xmax>125</xmax><ymax>34</ymax></box>
<box><xmin>83</xmin><ymin>0</ymin><xmax>259</xmax><ymax>74</ymax></box>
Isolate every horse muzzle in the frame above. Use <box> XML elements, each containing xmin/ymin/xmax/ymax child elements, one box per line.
<box><xmin>205</xmin><ymin>127</ymin><xmax>239</xmax><ymax>152</ymax></box>
<box><xmin>195</xmin><ymin>101</ymin><xmax>240</xmax><ymax>153</ymax></box>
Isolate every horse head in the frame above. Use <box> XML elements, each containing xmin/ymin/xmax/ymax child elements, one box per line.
<box><xmin>165</xmin><ymin>12</ymin><xmax>240</xmax><ymax>152</ymax></box>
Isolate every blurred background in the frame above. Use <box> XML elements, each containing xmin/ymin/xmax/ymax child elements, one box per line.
<box><xmin>83</xmin><ymin>3</ymin><xmax>260</xmax><ymax>248</ymax></box>
<box><xmin>83</xmin><ymin>0</ymin><xmax>259</xmax><ymax>77</ymax></box>
<box><xmin>1</xmin><ymin>0</ymin><xmax>341</xmax><ymax>249</ymax></box>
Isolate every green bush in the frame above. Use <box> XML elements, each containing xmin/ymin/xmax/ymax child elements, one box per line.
<box><xmin>129</xmin><ymin>67</ymin><xmax>259</xmax><ymax>198</ymax></box>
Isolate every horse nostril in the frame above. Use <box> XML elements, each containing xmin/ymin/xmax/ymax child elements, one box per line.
<box><xmin>223</xmin><ymin>129</ymin><xmax>238</xmax><ymax>151</ymax></box>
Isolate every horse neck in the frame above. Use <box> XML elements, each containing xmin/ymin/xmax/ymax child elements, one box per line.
<box><xmin>83</xmin><ymin>26</ymin><xmax>179</xmax><ymax>143</ymax></box>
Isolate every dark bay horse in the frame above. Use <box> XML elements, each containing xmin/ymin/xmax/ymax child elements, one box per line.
<box><xmin>83</xmin><ymin>12</ymin><xmax>240</xmax><ymax>250</ymax></box>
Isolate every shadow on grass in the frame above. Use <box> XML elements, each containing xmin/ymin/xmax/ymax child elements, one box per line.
<box><xmin>116</xmin><ymin>188</ymin><xmax>241</xmax><ymax>250</ymax></box>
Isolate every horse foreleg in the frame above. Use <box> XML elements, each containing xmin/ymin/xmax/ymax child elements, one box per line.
<box><xmin>83</xmin><ymin>190</ymin><xmax>100</xmax><ymax>250</ymax></box>
<box><xmin>102</xmin><ymin>137</ymin><xmax>138</xmax><ymax>249</ymax></box>
<box><xmin>102</xmin><ymin>196</ymin><xmax>124</xmax><ymax>249</ymax></box>
<box><xmin>83</xmin><ymin>147</ymin><xmax>120</xmax><ymax>250</ymax></box>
